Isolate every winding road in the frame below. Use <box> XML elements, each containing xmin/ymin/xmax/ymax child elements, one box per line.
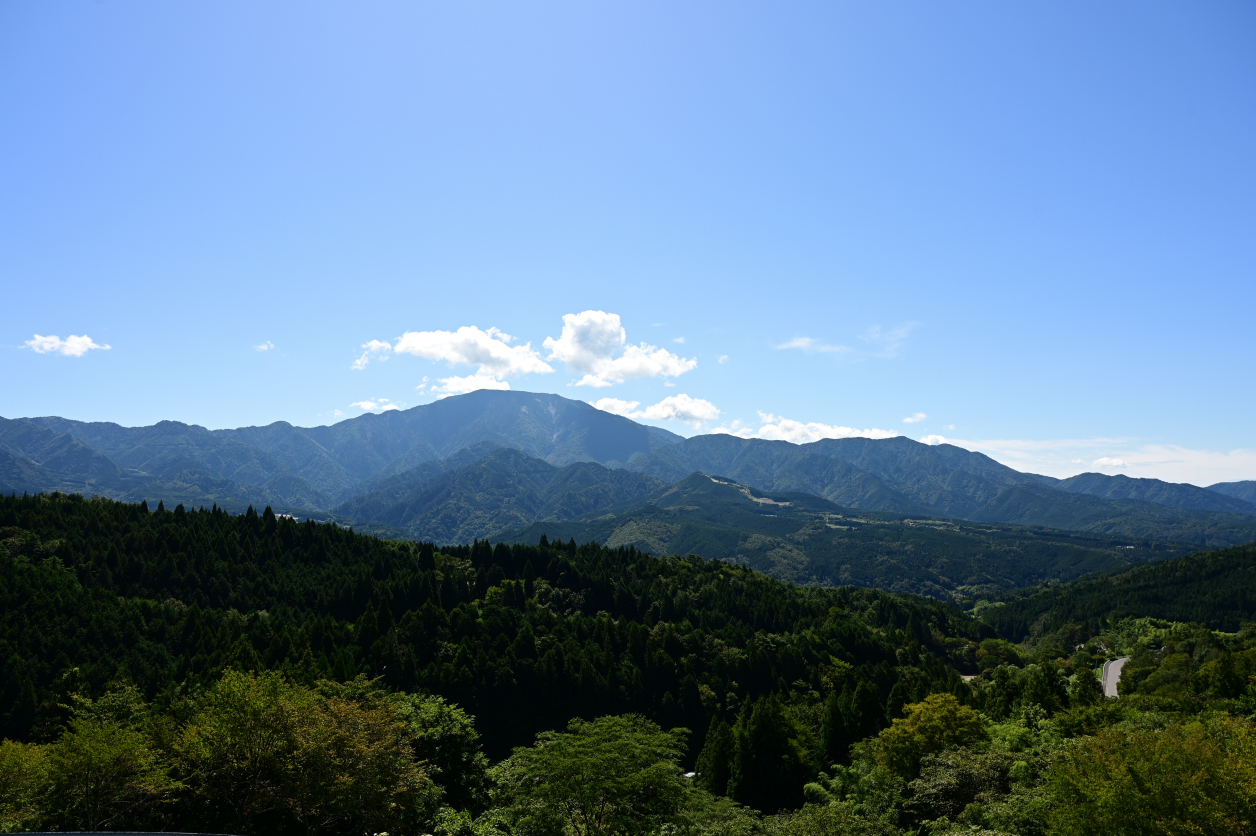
<box><xmin>1102</xmin><ymin>656</ymin><xmax>1129</xmax><ymax>698</ymax></box>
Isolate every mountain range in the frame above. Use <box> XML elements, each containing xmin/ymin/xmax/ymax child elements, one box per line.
<box><xmin>3</xmin><ymin>390</ymin><xmax>1254</xmax><ymax>578</ymax></box>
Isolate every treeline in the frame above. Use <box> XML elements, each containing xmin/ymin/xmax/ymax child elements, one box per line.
<box><xmin>0</xmin><ymin>492</ymin><xmax>982</xmax><ymax>767</ymax></box>
<box><xmin>980</xmin><ymin>541</ymin><xmax>1256</xmax><ymax>640</ymax></box>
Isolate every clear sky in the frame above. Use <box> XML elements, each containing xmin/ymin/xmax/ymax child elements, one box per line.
<box><xmin>2</xmin><ymin>2</ymin><xmax>1253</xmax><ymax>486</ymax></box>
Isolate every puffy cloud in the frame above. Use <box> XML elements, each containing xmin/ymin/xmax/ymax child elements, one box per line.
<box><xmin>25</xmin><ymin>334</ymin><xmax>110</xmax><ymax>356</ymax></box>
<box><xmin>393</xmin><ymin>326</ymin><xmax>552</xmax><ymax>378</ymax></box>
<box><xmin>254</xmin><ymin>341</ymin><xmax>275</xmax><ymax>352</ymax></box>
<box><xmin>903</xmin><ymin>412</ymin><xmax>927</xmax><ymax>424</ymax></box>
<box><xmin>718</xmin><ymin>355</ymin><xmax>729</xmax><ymax>364</ymax></box>
<box><xmin>430</xmin><ymin>374</ymin><xmax>512</xmax><ymax>396</ymax></box>
<box><xmin>673</xmin><ymin>337</ymin><xmax>685</xmax><ymax>344</ymax></box>
<box><xmin>1093</xmin><ymin>457</ymin><xmax>1128</xmax><ymax>468</ymax></box>
<box><xmin>637</xmin><ymin>394</ymin><xmax>720</xmax><ymax>427</ymax></box>
<box><xmin>714</xmin><ymin>412</ymin><xmax>898</xmax><ymax>443</ymax></box>
<box><xmin>591</xmin><ymin>398</ymin><xmax>640</xmax><ymax>417</ymax></box>
<box><xmin>351</xmin><ymin>398</ymin><xmax>401</xmax><ymax>412</ymax></box>
<box><xmin>592</xmin><ymin>394</ymin><xmax>720</xmax><ymax>428</ymax></box>
<box><xmin>544</xmin><ymin>310</ymin><xmax>697</xmax><ymax>387</ymax></box>
<box><xmin>352</xmin><ymin>339</ymin><xmax>393</xmax><ymax>370</ymax></box>
<box><xmin>920</xmin><ymin>435</ymin><xmax>947</xmax><ymax>445</ymax></box>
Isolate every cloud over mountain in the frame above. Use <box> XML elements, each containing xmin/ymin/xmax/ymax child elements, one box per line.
<box><xmin>545</xmin><ymin>310</ymin><xmax>696</xmax><ymax>387</ymax></box>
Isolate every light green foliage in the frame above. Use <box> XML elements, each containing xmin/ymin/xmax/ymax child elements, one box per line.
<box><xmin>1046</xmin><ymin>717</ymin><xmax>1256</xmax><ymax>836</ymax></box>
<box><xmin>44</xmin><ymin>714</ymin><xmax>179</xmax><ymax>830</ymax></box>
<box><xmin>859</xmin><ymin>694</ymin><xmax>987</xmax><ymax>779</ymax></box>
<box><xmin>0</xmin><ymin>739</ymin><xmax>47</xmax><ymax>832</ymax></box>
<box><xmin>176</xmin><ymin>669</ymin><xmax>438</xmax><ymax>834</ymax></box>
<box><xmin>490</xmin><ymin>714</ymin><xmax>690</xmax><ymax>836</ymax></box>
<box><xmin>39</xmin><ymin>680</ymin><xmax>178</xmax><ymax>831</ymax></box>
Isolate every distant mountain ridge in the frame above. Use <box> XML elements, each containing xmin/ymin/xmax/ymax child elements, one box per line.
<box><xmin>499</xmin><ymin>471</ymin><xmax>1193</xmax><ymax>599</ymax></box>
<box><xmin>2</xmin><ymin>389</ymin><xmax>1254</xmax><ymax>553</ymax></box>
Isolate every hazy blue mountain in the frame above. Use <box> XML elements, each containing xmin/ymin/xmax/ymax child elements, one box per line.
<box><xmin>6</xmin><ymin>391</ymin><xmax>1255</xmax><ymax>551</ymax></box>
<box><xmin>501</xmin><ymin>472</ymin><xmax>1192</xmax><ymax>598</ymax></box>
<box><xmin>624</xmin><ymin>433</ymin><xmax>1256</xmax><ymax>546</ymax></box>
<box><xmin>27</xmin><ymin>416</ymin><xmax>333</xmax><ymax>509</ymax></box>
<box><xmin>1210</xmin><ymin>480</ymin><xmax>1256</xmax><ymax>505</ymax></box>
<box><xmin>1056</xmin><ymin>471</ymin><xmax>1256</xmax><ymax>514</ymax></box>
<box><xmin>332</xmin><ymin>446</ymin><xmax>668</xmax><ymax>543</ymax></box>
<box><xmin>622</xmin><ymin>434</ymin><xmax>923</xmax><ymax>511</ymax></box>
<box><xmin>0</xmin><ymin>416</ymin><xmax>136</xmax><ymax>494</ymax></box>
<box><xmin>967</xmin><ymin>483</ymin><xmax>1256</xmax><ymax>548</ymax></box>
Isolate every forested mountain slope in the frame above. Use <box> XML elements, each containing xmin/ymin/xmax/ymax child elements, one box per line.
<box><xmin>5</xmin><ymin>390</ymin><xmax>1255</xmax><ymax>551</ymax></box>
<box><xmin>502</xmin><ymin>472</ymin><xmax>1191</xmax><ymax>598</ymax></box>
<box><xmin>623</xmin><ymin>434</ymin><xmax>1256</xmax><ymax>547</ymax></box>
<box><xmin>1211</xmin><ymin>480</ymin><xmax>1256</xmax><ymax>505</ymax></box>
<box><xmin>333</xmin><ymin>445</ymin><xmax>667</xmax><ymax>542</ymax></box>
<box><xmin>979</xmin><ymin>541</ymin><xmax>1256</xmax><ymax>639</ymax></box>
<box><xmin>1056</xmin><ymin>471</ymin><xmax>1256</xmax><ymax>513</ymax></box>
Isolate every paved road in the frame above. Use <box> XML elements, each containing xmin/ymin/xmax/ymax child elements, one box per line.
<box><xmin>1102</xmin><ymin>656</ymin><xmax>1129</xmax><ymax>698</ymax></box>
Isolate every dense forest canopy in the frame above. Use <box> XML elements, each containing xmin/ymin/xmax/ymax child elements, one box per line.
<box><xmin>979</xmin><ymin>541</ymin><xmax>1256</xmax><ymax>640</ymax></box>
<box><xmin>5</xmin><ymin>491</ymin><xmax>1256</xmax><ymax>835</ymax></box>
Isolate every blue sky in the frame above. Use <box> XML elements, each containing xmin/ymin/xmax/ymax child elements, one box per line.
<box><xmin>2</xmin><ymin>1</ymin><xmax>1253</xmax><ymax>486</ymax></box>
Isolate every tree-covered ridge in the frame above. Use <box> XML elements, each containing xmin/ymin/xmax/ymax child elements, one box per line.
<box><xmin>503</xmin><ymin>473</ymin><xmax>1191</xmax><ymax>599</ymax></box>
<box><xmin>6</xmin><ymin>389</ymin><xmax>1256</xmax><ymax>551</ymax></box>
<box><xmin>978</xmin><ymin>541</ymin><xmax>1256</xmax><ymax>640</ymax></box>
<box><xmin>0</xmin><ymin>492</ymin><xmax>984</xmax><ymax>760</ymax></box>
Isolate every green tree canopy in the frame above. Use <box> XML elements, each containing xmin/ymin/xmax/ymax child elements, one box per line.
<box><xmin>860</xmin><ymin>693</ymin><xmax>987</xmax><ymax>779</ymax></box>
<box><xmin>490</xmin><ymin>713</ymin><xmax>689</xmax><ymax>836</ymax></box>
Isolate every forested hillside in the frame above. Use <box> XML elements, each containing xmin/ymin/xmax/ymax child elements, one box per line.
<box><xmin>6</xmin><ymin>492</ymin><xmax>1256</xmax><ymax>835</ymax></box>
<box><xmin>0</xmin><ymin>492</ymin><xmax>983</xmax><ymax>760</ymax></box>
<box><xmin>979</xmin><ymin>541</ymin><xmax>1256</xmax><ymax>640</ymax></box>
<box><xmin>504</xmin><ymin>473</ymin><xmax>1192</xmax><ymax>599</ymax></box>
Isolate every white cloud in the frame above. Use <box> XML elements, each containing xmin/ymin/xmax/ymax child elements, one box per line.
<box><xmin>352</xmin><ymin>339</ymin><xmax>393</xmax><ymax>370</ymax></box>
<box><xmin>718</xmin><ymin>355</ymin><xmax>729</xmax><ymax>364</ymax></box>
<box><xmin>591</xmin><ymin>398</ymin><xmax>640</xmax><ymax>417</ymax></box>
<box><xmin>673</xmin><ymin>337</ymin><xmax>685</xmax><ymax>344</ymax></box>
<box><xmin>390</xmin><ymin>326</ymin><xmax>552</xmax><ymax>378</ymax></box>
<box><xmin>332</xmin><ymin>409</ymin><xmax>345</xmax><ymax>418</ymax></box>
<box><xmin>945</xmin><ymin>424</ymin><xmax>956</xmax><ymax>430</ymax></box>
<box><xmin>921</xmin><ymin>435</ymin><xmax>947</xmax><ymax>445</ymax></box>
<box><xmin>25</xmin><ymin>334</ymin><xmax>110</xmax><ymax>357</ymax></box>
<box><xmin>592</xmin><ymin>393</ymin><xmax>720</xmax><ymax>428</ymax></box>
<box><xmin>430</xmin><ymin>374</ymin><xmax>511</xmax><ymax>396</ymax></box>
<box><xmin>1093</xmin><ymin>457</ymin><xmax>1128</xmax><ymax>468</ymax></box>
<box><xmin>903</xmin><ymin>412</ymin><xmax>927</xmax><ymax>424</ymax></box>
<box><xmin>638</xmin><ymin>394</ymin><xmax>720</xmax><ymax>427</ymax></box>
<box><xmin>714</xmin><ymin>412</ymin><xmax>899</xmax><ymax>444</ymax></box>
<box><xmin>775</xmin><ymin>336</ymin><xmax>853</xmax><ymax>356</ymax></box>
<box><xmin>544</xmin><ymin>310</ymin><xmax>697</xmax><ymax>387</ymax></box>
<box><xmin>1071</xmin><ymin>458</ymin><xmax>1085</xmax><ymax>464</ymax></box>
<box><xmin>351</xmin><ymin>398</ymin><xmax>401</xmax><ymax>412</ymax></box>
<box><xmin>254</xmin><ymin>341</ymin><xmax>275</xmax><ymax>352</ymax></box>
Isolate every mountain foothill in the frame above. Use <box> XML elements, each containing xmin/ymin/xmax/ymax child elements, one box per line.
<box><xmin>3</xmin><ymin>388</ymin><xmax>1254</xmax><ymax>599</ymax></box>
